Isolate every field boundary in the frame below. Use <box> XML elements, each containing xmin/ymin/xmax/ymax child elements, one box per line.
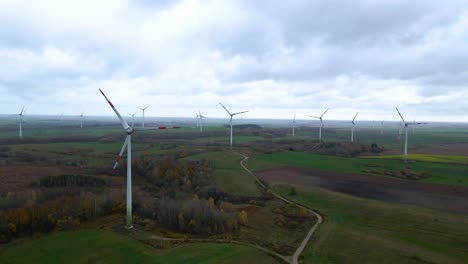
<box><xmin>239</xmin><ymin>153</ymin><xmax>323</xmax><ymax>264</ymax></box>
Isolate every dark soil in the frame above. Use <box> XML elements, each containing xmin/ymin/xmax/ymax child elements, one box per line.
<box><xmin>257</xmin><ymin>167</ymin><xmax>468</xmax><ymax>214</ymax></box>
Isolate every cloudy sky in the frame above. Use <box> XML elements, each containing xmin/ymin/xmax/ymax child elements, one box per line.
<box><xmin>1</xmin><ymin>0</ymin><xmax>468</xmax><ymax>121</ymax></box>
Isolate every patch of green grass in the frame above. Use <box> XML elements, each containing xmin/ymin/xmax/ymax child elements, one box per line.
<box><xmin>273</xmin><ymin>184</ymin><xmax>468</xmax><ymax>264</ymax></box>
<box><xmin>0</xmin><ymin>229</ymin><xmax>279</xmax><ymax>264</ymax></box>
<box><xmin>248</xmin><ymin>152</ymin><xmax>468</xmax><ymax>187</ymax></box>
<box><xmin>182</xmin><ymin>152</ymin><xmax>261</xmax><ymax>197</ymax></box>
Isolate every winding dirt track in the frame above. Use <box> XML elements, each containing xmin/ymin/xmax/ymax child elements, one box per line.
<box><xmin>239</xmin><ymin>155</ymin><xmax>323</xmax><ymax>264</ymax></box>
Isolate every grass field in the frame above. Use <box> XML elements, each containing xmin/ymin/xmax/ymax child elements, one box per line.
<box><xmin>0</xmin><ymin>229</ymin><xmax>279</xmax><ymax>264</ymax></box>
<box><xmin>273</xmin><ymin>184</ymin><xmax>468</xmax><ymax>264</ymax></box>
<box><xmin>181</xmin><ymin>152</ymin><xmax>261</xmax><ymax>197</ymax></box>
<box><xmin>248</xmin><ymin>152</ymin><xmax>468</xmax><ymax>187</ymax></box>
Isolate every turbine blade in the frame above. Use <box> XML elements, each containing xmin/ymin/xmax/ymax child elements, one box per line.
<box><xmin>111</xmin><ymin>136</ymin><xmax>129</xmax><ymax>175</ymax></box>
<box><xmin>99</xmin><ymin>89</ymin><xmax>130</xmax><ymax>130</ymax></box>
<box><xmin>293</xmin><ymin>114</ymin><xmax>296</xmax><ymax>122</ymax></box>
<box><xmin>395</xmin><ymin>107</ymin><xmax>406</xmax><ymax>124</ymax></box>
<box><xmin>352</xmin><ymin>112</ymin><xmax>359</xmax><ymax>122</ymax></box>
<box><xmin>219</xmin><ymin>102</ymin><xmax>232</xmax><ymax>115</ymax></box>
<box><xmin>232</xmin><ymin>110</ymin><xmax>248</xmax><ymax>116</ymax></box>
<box><xmin>320</xmin><ymin>108</ymin><xmax>329</xmax><ymax>118</ymax></box>
<box><xmin>308</xmin><ymin>116</ymin><xmax>320</xmax><ymax>119</ymax></box>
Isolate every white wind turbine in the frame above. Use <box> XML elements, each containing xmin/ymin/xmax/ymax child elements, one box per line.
<box><xmin>396</xmin><ymin>107</ymin><xmax>425</xmax><ymax>162</ymax></box>
<box><xmin>198</xmin><ymin>110</ymin><xmax>205</xmax><ymax>132</ymax></box>
<box><xmin>350</xmin><ymin>112</ymin><xmax>359</xmax><ymax>142</ymax></box>
<box><xmin>18</xmin><ymin>106</ymin><xmax>25</xmax><ymax>138</ymax></box>
<box><xmin>100</xmin><ymin>89</ymin><xmax>134</xmax><ymax>228</ymax></box>
<box><xmin>219</xmin><ymin>102</ymin><xmax>248</xmax><ymax>147</ymax></box>
<box><xmin>194</xmin><ymin>111</ymin><xmax>200</xmax><ymax>128</ymax></box>
<box><xmin>309</xmin><ymin>108</ymin><xmax>328</xmax><ymax>141</ymax></box>
<box><xmin>138</xmin><ymin>106</ymin><xmax>149</xmax><ymax>128</ymax></box>
<box><xmin>128</xmin><ymin>111</ymin><xmax>138</xmax><ymax>128</ymax></box>
<box><xmin>292</xmin><ymin>114</ymin><xmax>296</xmax><ymax>137</ymax></box>
<box><xmin>80</xmin><ymin>112</ymin><xmax>84</xmax><ymax>128</ymax></box>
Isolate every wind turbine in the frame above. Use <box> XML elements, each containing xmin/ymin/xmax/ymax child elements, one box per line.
<box><xmin>380</xmin><ymin>121</ymin><xmax>384</xmax><ymax>135</ymax></box>
<box><xmin>198</xmin><ymin>110</ymin><xmax>205</xmax><ymax>132</ymax></box>
<box><xmin>350</xmin><ymin>112</ymin><xmax>359</xmax><ymax>142</ymax></box>
<box><xmin>309</xmin><ymin>108</ymin><xmax>328</xmax><ymax>141</ymax></box>
<box><xmin>292</xmin><ymin>114</ymin><xmax>296</xmax><ymax>137</ymax></box>
<box><xmin>99</xmin><ymin>89</ymin><xmax>134</xmax><ymax>228</ymax></box>
<box><xmin>18</xmin><ymin>106</ymin><xmax>25</xmax><ymax>138</ymax></box>
<box><xmin>395</xmin><ymin>107</ymin><xmax>425</xmax><ymax>162</ymax></box>
<box><xmin>128</xmin><ymin>111</ymin><xmax>138</xmax><ymax>128</ymax></box>
<box><xmin>138</xmin><ymin>106</ymin><xmax>149</xmax><ymax>128</ymax></box>
<box><xmin>219</xmin><ymin>102</ymin><xmax>248</xmax><ymax>147</ymax></box>
<box><xmin>80</xmin><ymin>112</ymin><xmax>84</xmax><ymax>128</ymax></box>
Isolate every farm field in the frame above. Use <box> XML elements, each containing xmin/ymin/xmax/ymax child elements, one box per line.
<box><xmin>248</xmin><ymin>152</ymin><xmax>468</xmax><ymax>187</ymax></box>
<box><xmin>272</xmin><ymin>184</ymin><xmax>468</xmax><ymax>264</ymax></box>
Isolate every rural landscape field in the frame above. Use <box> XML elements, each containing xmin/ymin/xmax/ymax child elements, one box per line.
<box><xmin>1</xmin><ymin>0</ymin><xmax>468</xmax><ymax>263</ymax></box>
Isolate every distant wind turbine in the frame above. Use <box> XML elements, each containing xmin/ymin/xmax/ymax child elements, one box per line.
<box><xmin>350</xmin><ymin>112</ymin><xmax>359</xmax><ymax>142</ymax></box>
<box><xmin>80</xmin><ymin>112</ymin><xmax>84</xmax><ymax>128</ymax></box>
<box><xmin>292</xmin><ymin>114</ymin><xmax>296</xmax><ymax>137</ymax></box>
<box><xmin>219</xmin><ymin>102</ymin><xmax>248</xmax><ymax>147</ymax></box>
<box><xmin>198</xmin><ymin>110</ymin><xmax>205</xmax><ymax>132</ymax></box>
<box><xmin>129</xmin><ymin>111</ymin><xmax>138</xmax><ymax>128</ymax></box>
<box><xmin>18</xmin><ymin>106</ymin><xmax>25</xmax><ymax>138</ymax></box>
<box><xmin>396</xmin><ymin>107</ymin><xmax>425</xmax><ymax>162</ymax></box>
<box><xmin>380</xmin><ymin>121</ymin><xmax>384</xmax><ymax>135</ymax></box>
<box><xmin>309</xmin><ymin>108</ymin><xmax>329</xmax><ymax>141</ymax></box>
<box><xmin>138</xmin><ymin>106</ymin><xmax>149</xmax><ymax>128</ymax></box>
<box><xmin>194</xmin><ymin>111</ymin><xmax>200</xmax><ymax>128</ymax></box>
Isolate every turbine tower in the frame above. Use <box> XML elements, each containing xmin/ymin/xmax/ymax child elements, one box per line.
<box><xmin>292</xmin><ymin>114</ymin><xmax>296</xmax><ymax>137</ymax></box>
<box><xmin>18</xmin><ymin>106</ymin><xmax>25</xmax><ymax>138</ymax></box>
<box><xmin>350</xmin><ymin>112</ymin><xmax>359</xmax><ymax>142</ymax></box>
<box><xmin>396</xmin><ymin>107</ymin><xmax>424</xmax><ymax>162</ymax></box>
<box><xmin>309</xmin><ymin>108</ymin><xmax>328</xmax><ymax>141</ymax></box>
<box><xmin>380</xmin><ymin>121</ymin><xmax>384</xmax><ymax>135</ymax></box>
<box><xmin>129</xmin><ymin>111</ymin><xmax>138</xmax><ymax>128</ymax></box>
<box><xmin>100</xmin><ymin>89</ymin><xmax>134</xmax><ymax>228</ymax></box>
<box><xmin>138</xmin><ymin>106</ymin><xmax>149</xmax><ymax>128</ymax></box>
<box><xmin>80</xmin><ymin>112</ymin><xmax>84</xmax><ymax>128</ymax></box>
<box><xmin>195</xmin><ymin>111</ymin><xmax>200</xmax><ymax>128</ymax></box>
<box><xmin>198</xmin><ymin>110</ymin><xmax>205</xmax><ymax>132</ymax></box>
<box><xmin>219</xmin><ymin>102</ymin><xmax>248</xmax><ymax>147</ymax></box>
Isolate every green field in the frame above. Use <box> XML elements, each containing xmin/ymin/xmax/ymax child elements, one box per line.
<box><xmin>367</xmin><ymin>154</ymin><xmax>468</xmax><ymax>164</ymax></box>
<box><xmin>273</xmin><ymin>184</ymin><xmax>468</xmax><ymax>264</ymax></box>
<box><xmin>248</xmin><ymin>152</ymin><xmax>468</xmax><ymax>187</ymax></box>
<box><xmin>182</xmin><ymin>152</ymin><xmax>261</xmax><ymax>197</ymax></box>
<box><xmin>0</xmin><ymin>229</ymin><xmax>278</xmax><ymax>264</ymax></box>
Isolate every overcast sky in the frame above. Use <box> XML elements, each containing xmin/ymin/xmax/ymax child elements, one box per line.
<box><xmin>1</xmin><ymin>0</ymin><xmax>468</xmax><ymax>121</ymax></box>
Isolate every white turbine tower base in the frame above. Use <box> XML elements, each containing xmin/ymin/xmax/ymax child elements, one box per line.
<box><xmin>100</xmin><ymin>89</ymin><xmax>134</xmax><ymax>228</ymax></box>
<box><xmin>219</xmin><ymin>102</ymin><xmax>248</xmax><ymax>147</ymax></box>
